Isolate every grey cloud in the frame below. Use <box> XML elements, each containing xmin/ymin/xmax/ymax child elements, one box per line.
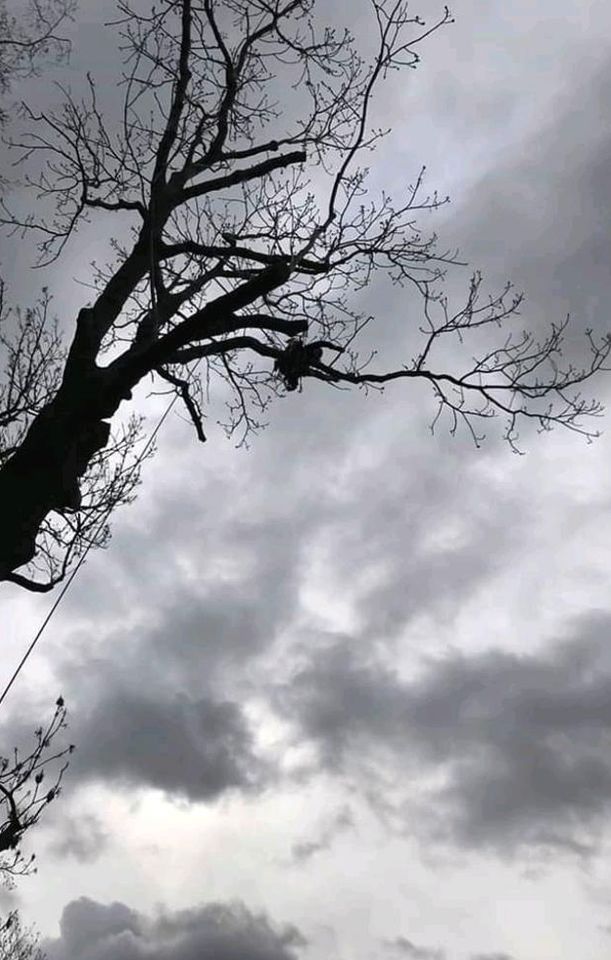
<box><xmin>290</xmin><ymin>805</ymin><xmax>353</xmax><ymax>864</ymax></box>
<box><xmin>128</xmin><ymin>415</ymin><xmax>519</xmax><ymax>651</ymax></box>
<box><xmin>275</xmin><ymin>613</ymin><xmax>611</xmax><ymax>854</ymax></box>
<box><xmin>35</xmin><ymin>491</ymin><xmax>318</xmax><ymax>800</ymax></box>
<box><xmin>46</xmin><ymin>899</ymin><xmax>141</xmax><ymax>957</ymax></box>
<box><xmin>61</xmin><ymin>457</ymin><xmax>311</xmax><ymax>636</ymax></box>
<box><xmin>387</xmin><ymin>935</ymin><xmax>445</xmax><ymax>960</ymax></box>
<box><xmin>331</xmin><ymin>442</ymin><xmax>523</xmax><ymax>639</ymax></box>
<box><xmin>49</xmin><ymin>814</ymin><xmax>108</xmax><ymax>864</ymax></box>
<box><xmin>43</xmin><ymin>897</ymin><xmax>306</xmax><ymax>960</ymax></box>
<box><xmin>289</xmin><ymin>837</ymin><xmax>326</xmax><ymax>863</ymax></box>
<box><xmin>70</xmin><ymin>688</ymin><xmax>263</xmax><ymax>801</ymax></box>
<box><xmin>40</xmin><ymin>406</ymin><xmax>525</xmax><ymax>804</ymax></box>
<box><xmin>470</xmin><ymin>954</ymin><xmax>515</xmax><ymax>960</ymax></box>
<box><xmin>47</xmin><ymin>523</ymin><xmax>303</xmax><ymax>800</ymax></box>
<box><xmin>2</xmin><ymin>650</ymin><xmax>264</xmax><ymax>802</ymax></box>
<box><xmin>440</xmin><ymin>53</ymin><xmax>611</xmax><ymax>351</ymax></box>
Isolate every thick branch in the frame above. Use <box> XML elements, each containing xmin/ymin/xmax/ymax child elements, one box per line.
<box><xmin>178</xmin><ymin>151</ymin><xmax>306</xmax><ymax>202</ymax></box>
<box><xmin>156</xmin><ymin>366</ymin><xmax>206</xmax><ymax>442</ymax></box>
<box><xmin>112</xmin><ymin>261</ymin><xmax>293</xmax><ymax>382</ymax></box>
<box><xmin>160</xmin><ymin>239</ymin><xmax>328</xmax><ymax>275</ymax></box>
<box><xmin>4</xmin><ymin>571</ymin><xmax>56</xmax><ymax>593</ymax></box>
<box><xmin>168</xmin><ymin>334</ymin><xmax>278</xmax><ymax>364</ymax></box>
<box><xmin>84</xmin><ymin>196</ymin><xmax>147</xmax><ymax>216</ymax></box>
<box><xmin>152</xmin><ymin>0</ymin><xmax>193</xmax><ymax>185</ymax></box>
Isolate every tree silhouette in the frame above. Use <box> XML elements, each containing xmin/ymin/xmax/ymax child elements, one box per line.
<box><xmin>0</xmin><ymin>699</ymin><xmax>73</xmax><ymax>960</ymax></box>
<box><xmin>0</xmin><ymin>911</ymin><xmax>45</xmax><ymax>960</ymax></box>
<box><xmin>0</xmin><ymin>0</ymin><xmax>75</xmax><ymax>127</ymax></box>
<box><xmin>0</xmin><ymin>0</ymin><xmax>609</xmax><ymax>590</ymax></box>
<box><xmin>0</xmin><ymin>698</ymin><xmax>73</xmax><ymax>883</ymax></box>
<box><xmin>0</xmin><ymin>8</ymin><xmax>76</xmax><ymax>957</ymax></box>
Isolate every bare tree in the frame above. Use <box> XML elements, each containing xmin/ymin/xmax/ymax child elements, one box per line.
<box><xmin>0</xmin><ymin>10</ymin><xmax>76</xmax><ymax>956</ymax></box>
<box><xmin>0</xmin><ymin>697</ymin><xmax>73</xmax><ymax>883</ymax></box>
<box><xmin>0</xmin><ymin>0</ymin><xmax>75</xmax><ymax>127</ymax></box>
<box><xmin>0</xmin><ymin>698</ymin><xmax>73</xmax><ymax>959</ymax></box>
<box><xmin>0</xmin><ymin>911</ymin><xmax>45</xmax><ymax>960</ymax></box>
<box><xmin>0</xmin><ymin>0</ymin><xmax>609</xmax><ymax>591</ymax></box>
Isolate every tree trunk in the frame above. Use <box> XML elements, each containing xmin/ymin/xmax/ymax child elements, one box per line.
<box><xmin>0</xmin><ymin>377</ymin><xmax>115</xmax><ymax>577</ymax></box>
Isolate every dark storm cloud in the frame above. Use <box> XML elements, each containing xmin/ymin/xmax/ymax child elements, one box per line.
<box><xmin>23</xmin><ymin>375</ymin><xmax>526</xmax><ymax>806</ymax></box>
<box><xmin>8</xmin><ymin>526</ymin><xmax>286</xmax><ymax>804</ymax></box>
<box><xmin>70</xmin><ymin>688</ymin><xmax>263</xmax><ymax>800</ymax></box>
<box><xmin>29</xmin><ymin>465</ymin><xmax>319</xmax><ymax>800</ymax></box>
<box><xmin>40</xmin><ymin>463</ymin><xmax>325</xmax><ymax>799</ymax></box>
<box><xmin>1</xmin><ymin>688</ymin><xmax>262</xmax><ymax>806</ymax></box>
<box><xmin>274</xmin><ymin>612</ymin><xmax>611</xmax><ymax>855</ymax></box>
<box><xmin>73</xmin><ymin>437</ymin><xmax>522</xmax><ymax>796</ymax></box>
<box><xmin>43</xmin><ymin>897</ymin><xmax>306</xmax><ymax>960</ymax></box>
<box><xmin>3</xmin><ymin>601</ymin><xmax>268</xmax><ymax>802</ymax></box>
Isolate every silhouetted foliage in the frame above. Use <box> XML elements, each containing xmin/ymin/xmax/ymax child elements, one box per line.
<box><xmin>0</xmin><ymin>910</ymin><xmax>45</xmax><ymax>960</ymax></box>
<box><xmin>0</xmin><ymin>700</ymin><xmax>73</xmax><ymax>959</ymax></box>
<box><xmin>0</xmin><ymin>698</ymin><xmax>73</xmax><ymax>883</ymax></box>
<box><xmin>0</xmin><ymin>8</ymin><xmax>76</xmax><ymax>956</ymax></box>
<box><xmin>0</xmin><ymin>0</ymin><xmax>609</xmax><ymax>590</ymax></box>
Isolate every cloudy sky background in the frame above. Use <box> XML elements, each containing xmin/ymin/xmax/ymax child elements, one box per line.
<box><xmin>3</xmin><ymin>1</ymin><xmax>611</xmax><ymax>958</ymax></box>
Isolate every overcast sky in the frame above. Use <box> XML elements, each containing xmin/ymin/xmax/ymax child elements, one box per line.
<box><xmin>3</xmin><ymin>2</ymin><xmax>611</xmax><ymax>959</ymax></box>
